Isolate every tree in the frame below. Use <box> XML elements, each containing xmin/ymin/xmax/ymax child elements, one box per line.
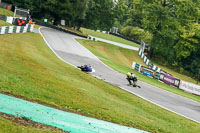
<box><xmin>83</xmin><ymin>0</ymin><xmax>115</xmax><ymax>30</ymax></box>
<box><xmin>142</xmin><ymin>0</ymin><xmax>179</xmax><ymax>64</ymax></box>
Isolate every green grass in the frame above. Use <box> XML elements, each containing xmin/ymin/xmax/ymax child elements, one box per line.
<box><xmin>76</xmin><ymin>39</ymin><xmax>200</xmax><ymax>103</ymax></box>
<box><xmin>0</xmin><ymin>8</ymin><xmax>14</xmax><ymax>16</ymax></box>
<box><xmin>0</xmin><ymin>20</ymin><xmax>13</xmax><ymax>26</ymax></box>
<box><xmin>0</xmin><ymin>116</ymin><xmax>63</xmax><ymax>133</ymax></box>
<box><xmin>0</xmin><ymin>33</ymin><xmax>200</xmax><ymax>133</ymax></box>
<box><xmin>80</xmin><ymin>27</ymin><xmax>140</xmax><ymax>48</ymax></box>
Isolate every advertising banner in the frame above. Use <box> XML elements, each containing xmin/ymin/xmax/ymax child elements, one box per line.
<box><xmin>161</xmin><ymin>74</ymin><xmax>180</xmax><ymax>88</ymax></box>
<box><xmin>179</xmin><ymin>81</ymin><xmax>200</xmax><ymax>96</ymax></box>
<box><xmin>13</xmin><ymin>18</ymin><xmax>28</xmax><ymax>26</ymax></box>
<box><xmin>141</xmin><ymin>66</ymin><xmax>154</xmax><ymax>78</ymax></box>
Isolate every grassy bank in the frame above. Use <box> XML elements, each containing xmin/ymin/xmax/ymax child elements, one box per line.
<box><xmin>0</xmin><ymin>8</ymin><xmax>14</xmax><ymax>16</ymax></box>
<box><xmin>76</xmin><ymin>39</ymin><xmax>200</xmax><ymax>103</ymax></box>
<box><xmin>0</xmin><ymin>33</ymin><xmax>200</xmax><ymax>133</ymax></box>
<box><xmin>0</xmin><ymin>20</ymin><xmax>13</xmax><ymax>26</ymax></box>
<box><xmin>81</xmin><ymin>27</ymin><xmax>140</xmax><ymax>48</ymax></box>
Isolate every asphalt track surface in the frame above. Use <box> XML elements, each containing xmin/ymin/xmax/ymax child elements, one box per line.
<box><xmin>89</xmin><ymin>36</ymin><xmax>139</xmax><ymax>51</ymax></box>
<box><xmin>40</xmin><ymin>28</ymin><xmax>200</xmax><ymax>123</ymax></box>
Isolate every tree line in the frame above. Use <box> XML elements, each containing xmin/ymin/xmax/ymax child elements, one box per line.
<box><xmin>3</xmin><ymin>0</ymin><xmax>117</xmax><ymax>30</ymax></box>
<box><xmin>3</xmin><ymin>0</ymin><xmax>200</xmax><ymax>81</ymax></box>
<box><xmin>116</xmin><ymin>0</ymin><xmax>200</xmax><ymax>82</ymax></box>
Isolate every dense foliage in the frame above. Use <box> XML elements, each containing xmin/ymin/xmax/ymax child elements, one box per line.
<box><xmin>2</xmin><ymin>0</ymin><xmax>200</xmax><ymax>80</ymax></box>
<box><xmin>116</xmin><ymin>0</ymin><xmax>200</xmax><ymax>81</ymax></box>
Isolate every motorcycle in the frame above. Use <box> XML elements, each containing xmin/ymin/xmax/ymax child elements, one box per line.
<box><xmin>127</xmin><ymin>77</ymin><xmax>141</xmax><ymax>88</ymax></box>
<box><xmin>77</xmin><ymin>65</ymin><xmax>95</xmax><ymax>73</ymax></box>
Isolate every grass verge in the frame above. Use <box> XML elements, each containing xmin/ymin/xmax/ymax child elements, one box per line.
<box><xmin>76</xmin><ymin>39</ymin><xmax>200</xmax><ymax>103</ymax></box>
<box><xmin>80</xmin><ymin>27</ymin><xmax>140</xmax><ymax>48</ymax></box>
<box><xmin>0</xmin><ymin>20</ymin><xmax>13</xmax><ymax>26</ymax></box>
<box><xmin>0</xmin><ymin>33</ymin><xmax>200</xmax><ymax>133</ymax></box>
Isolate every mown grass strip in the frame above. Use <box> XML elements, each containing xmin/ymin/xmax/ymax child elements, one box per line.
<box><xmin>76</xmin><ymin>39</ymin><xmax>200</xmax><ymax>103</ymax></box>
<box><xmin>0</xmin><ymin>33</ymin><xmax>200</xmax><ymax>133</ymax></box>
<box><xmin>80</xmin><ymin>27</ymin><xmax>140</xmax><ymax>48</ymax></box>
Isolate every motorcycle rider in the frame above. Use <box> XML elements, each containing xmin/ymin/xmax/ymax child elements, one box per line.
<box><xmin>126</xmin><ymin>72</ymin><xmax>140</xmax><ymax>88</ymax></box>
<box><xmin>77</xmin><ymin>64</ymin><xmax>92</xmax><ymax>72</ymax></box>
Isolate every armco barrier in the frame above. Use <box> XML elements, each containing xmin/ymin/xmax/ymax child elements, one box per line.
<box><xmin>179</xmin><ymin>81</ymin><xmax>200</xmax><ymax>96</ymax></box>
<box><xmin>0</xmin><ymin>24</ymin><xmax>34</xmax><ymax>34</ymax></box>
<box><xmin>109</xmin><ymin>32</ymin><xmax>141</xmax><ymax>45</ymax></box>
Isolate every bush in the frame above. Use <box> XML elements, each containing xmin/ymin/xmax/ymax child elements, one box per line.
<box><xmin>120</xmin><ymin>26</ymin><xmax>152</xmax><ymax>43</ymax></box>
<box><xmin>120</xmin><ymin>26</ymin><xmax>132</xmax><ymax>36</ymax></box>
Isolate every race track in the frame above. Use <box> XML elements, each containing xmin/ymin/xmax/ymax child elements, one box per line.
<box><xmin>40</xmin><ymin>28</ymin><xmax>200</xmax><ymax>123</ymax></box>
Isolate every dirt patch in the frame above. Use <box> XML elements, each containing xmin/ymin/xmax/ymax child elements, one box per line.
<box><xmin>0</xmin><ymin>112</ymin><xmax>68</xmax><ymax>133</ymax></box>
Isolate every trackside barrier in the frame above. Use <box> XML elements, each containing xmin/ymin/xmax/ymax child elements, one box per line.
<box><xmin>0</xmin><ymin>24</ymin><xmax>34</xmax><ymax>34</ymax></box>
<box><xmin>110</xmin><ymin>32</ymin><xmax>141</xmax><ymax>45</ymax></box>
<box><xmin>179</xmin><ymin>81</ymin><xmax>200</xmax><ymax>96</ymax></box>
<box><xmin>132</xmin><ymin>61</ymin><xmax>182</xmax><ymax>88</ymax></box>
<box><xmin>154</xmin><ymin>72</ymin><xmax>160</xmax><ymax>80</ymax></box>
<box><xmin>138</xmin><ymin>48</ymin><xmax>161</xmax><ymax>72</ymax></box>
<box><xmin>96</xmin><ymin>30</ymin><xmax>110</xmax><ymax>34</ymax></box>
<box><xmin>87</xmin><ymin>36</ymin><xmax>97</xmax><ymax>41</ymax></box>
<box><xmin>140</xmin><ymin>66</ymin><xmax>154</xmax><ymax>78</ymax></box>
<box><xmin>132</xmin><ymin>62</ymin><xmax>159</xmax><ymax>79</ymax></box>
<box><xmin>132</xmin><ymin>62</ymin><xmax>141</xmax><ymax>72</ymax></box>
<box><xmin>4</xmin><ymin>16</ymin><xmax>27</xmax><ymax>24</ymax></box>
<box><xmin>133</xmin><ymin>60</ymin><xmax>200</xmax><ymax>96</ymax></box>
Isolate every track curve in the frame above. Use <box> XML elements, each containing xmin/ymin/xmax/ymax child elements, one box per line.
<box><xmin>40</xmin><ymin>28</ymin><xmax>200</xmax><ymax>123</ymax></box>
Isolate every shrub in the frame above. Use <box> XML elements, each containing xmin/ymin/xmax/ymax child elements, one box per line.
<box><xmin>120</xmin><ymin>26</ymin><xmax>152</xmax><ymax>43</ymax></box>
